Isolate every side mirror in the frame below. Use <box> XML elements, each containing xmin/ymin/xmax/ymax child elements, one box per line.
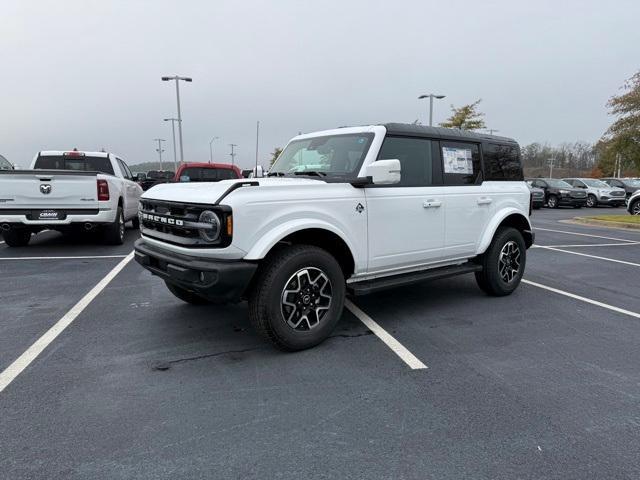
<box><xmin>364</xmin><ymin>159</ymin><xmax>401</xmax><ymax>185</ymax></box>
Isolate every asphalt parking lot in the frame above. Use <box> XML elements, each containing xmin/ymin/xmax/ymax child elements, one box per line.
<box><xmin>2</xmin><ymin>207</ymin><xmax>640</xmax><ymax>480</ymax></box>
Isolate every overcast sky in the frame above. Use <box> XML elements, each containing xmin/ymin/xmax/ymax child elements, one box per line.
<box><xmin>2</xmin><ymin>0</ymin><xmax>638</xmax><ymax>168</ymax></box>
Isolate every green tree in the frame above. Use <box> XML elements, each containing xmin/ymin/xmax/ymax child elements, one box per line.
<box><xmin>439</xmin><ymin>99</ymin><xmax>486</xmax><ymax>130</ymax></box>
<box><xmin>597</xmin><ymin>71</ymin><xmax>640</xmax><ymax>174</ymax></box>
<box><xmin>270</xmin><ymin>147</ymin><xmax>283</xmax><ymax>167</ymax></box>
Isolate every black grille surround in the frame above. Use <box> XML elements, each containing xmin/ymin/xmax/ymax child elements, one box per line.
<box><xmin>139</xmin><ymin>199</ymin><xmax>232</xmax><ymax>248</ymax></box>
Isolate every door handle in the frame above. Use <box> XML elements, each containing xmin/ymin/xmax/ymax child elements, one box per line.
<box><xmin>423</xmin><ymin>200</ymin><xmax>442</xmax><ymax>208</ymax></box>
<box><xmin>477</xmin><ymin>197</ymin><xmax>493</xmax><ymax>205</ymax></box>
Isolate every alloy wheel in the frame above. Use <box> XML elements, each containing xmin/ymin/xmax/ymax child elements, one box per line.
<box><xmin>498</xmin><ymin>241</ymin><xmax>521</xmax><ymax>283</ymax></box>
<box><xmin>632</xmin><ymin>201</ymin><xmax>640</xmax><ymax>215</ymax></box>
<box><xmin>281</xmin><ymin>267</ymin><xmax>332</xmax><ymax>331</ymax></box>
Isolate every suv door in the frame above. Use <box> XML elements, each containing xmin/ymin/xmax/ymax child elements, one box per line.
<box><xmin>365</xmin><ymin>136</ymin><xmax>445</xmax><ymax>273</ymax></box>
<box><xmin>439</xmin><ymin>141</ymin><xmax>489</xmax><ymax>258</ymax></box>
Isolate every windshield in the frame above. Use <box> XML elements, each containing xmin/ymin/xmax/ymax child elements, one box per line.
<box><xmin>582</xmin><ymin>179</ymin><xmax>609</xmax><ymax>188</ymax></box>
<box><xmin>0</xmin><ymin>155</ymin><xmax>12</xmax><ymax>170</ymax></box>
<box><xmin>34</xmin><ymin>155</ymin><xmax>114</xmax><ymax>175</ymax></box>
<box><xmin>626</xmin><ymin>179</ymin><xmax>640</xmax><ymax>187</ymax></box>
<box><xmin>546</xmin><ymin>179</ymin><xmax>573</xmax><ymax>188</ymax></box>
<box><xmin>179</xmin><ymin>167</ymin><xmax>238</xmax><ymax>182</ymax></box>
<box><xmin>270</xmin><ymin>133</ymin><xmax>374</xmax><ymax>178</ymax></box>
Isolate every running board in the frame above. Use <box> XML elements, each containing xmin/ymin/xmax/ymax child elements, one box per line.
<box><xmin>348</xmin><ymin>262</ymin><xmax>482</xmax><ymax>296</ymax></box>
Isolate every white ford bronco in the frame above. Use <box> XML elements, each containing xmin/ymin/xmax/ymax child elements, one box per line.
<box><xmin>135</xmin><ymin>124</ymin><xmax>534</xmax><ymax>350</ymax></box>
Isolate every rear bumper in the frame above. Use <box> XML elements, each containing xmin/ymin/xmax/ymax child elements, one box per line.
<box><xmin>134</xmin><ymin>239</ymin><xmax>258</xmax><ymax>303</ymax></box>
<box><xmin>0</xmin><ymin>208</ymin><xmax>116</xmax><ymax>227</ymax></box>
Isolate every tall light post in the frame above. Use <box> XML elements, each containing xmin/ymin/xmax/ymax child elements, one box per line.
<box><xmin>209</xmin><ymin>136</ymin><xmax>219</xmax><ymax>164</ymax></box>
<box><xmin>164</xmin><ymin>118</ymin><xmax>179</xmax><ymax>171</ymax></box>
<box><xmin>161</xmin><ymin>75</ymin><xmax>192</xmax><ymax>164</ymax></box>
<box><xmin>418</xmin><ymin>93</ymin><xmax>446</xmax><ymax>126</ymax></box>
<box><xmin>229</xmin><ymin>143</ymin><xmax>237</xmax><ymax>166</ymax></box>
<box><xmin>154</xmin><ymin>138</ymin><xmax>166</xmax><ymax>170</ymax></box>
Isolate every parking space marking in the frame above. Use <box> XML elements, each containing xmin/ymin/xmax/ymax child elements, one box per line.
<box><xmin>534</xmin><ymin>246</ymin><xmax>640</xmax><ymax>267</ymax></box>
<box><xmin>533</xmin><ymin>242</ymin><xmax>640</xmax><ymax>248</ymax></box>
<box><xmin>522</xmin><ymin>279</ymin><xmax>640</xmax><ymax>320</ymax></box>
<box><xmin>345</xmin><ymin>299</ymin><xmax>428</xmax><ymax>370</ymax></box>
<box><xmin>0</xmin><ymin>255</ymin><xmax>128</xmax><ymax>261</ymax></box>
<box><xmin>0</xmin><ymin>252</ymin><xmax>134</xmax><ymax>394</ymax></box>
<box><xmin>535</xmin><ymin>227</ymin><xmax>638</xmax><ymax>243</ymax></box>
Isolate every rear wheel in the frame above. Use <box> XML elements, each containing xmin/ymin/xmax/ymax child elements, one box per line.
<box><xmin>248</xmin><ymin>245</ymin><xmax>345</xmax><ymax>351</ymax></box>
<box><xmin>104</xmin><ymin>207</ymin><xmax>125</xmax><ymax>245</ymax></box>
<box><xmin>547</xmin><ymin>195</ymin><xmax>559</xmax><ymax>209</ymax></box>
<box><xmin>165</xmin><ymin>281</ymin><xmax>211</xmax><ymax>305</ymax></box>
<box><xmin>3</xmin><ymin>229</ymin><xmax>31</xmax><ymax>247</ymax></box>
<box><xmin>586</xmin><ymin>194</ymin><xmax>597</xmax><ymax>208</ymax></box>
<box><xmin>475</xmin><ymin>227</ymin><xmax>526</xmax><ymax>296</ymax></box>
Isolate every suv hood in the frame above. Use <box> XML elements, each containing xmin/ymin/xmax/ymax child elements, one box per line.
<box><xmin>141</xmin><ymin>177</ymin><xmax>326</xmax><ymax>204</ymax></box>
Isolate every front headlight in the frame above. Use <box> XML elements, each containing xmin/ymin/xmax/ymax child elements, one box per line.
<box><xmin>559</xmin><ymin>189</ymin><xmax>570</xmax><ymax>194</ymax></box>
<box><xmin>198</xmin><ymin>210</ymin><xmax>221</xmax><ymax>242</ymax></box>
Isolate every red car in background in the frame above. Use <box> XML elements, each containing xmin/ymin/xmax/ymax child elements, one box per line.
<box><xmin>174</xmin><ymin>162</ymin><xmax>242</xmax><ymax>183</ymax></box>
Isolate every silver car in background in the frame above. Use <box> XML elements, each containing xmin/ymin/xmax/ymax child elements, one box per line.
<box><xmin>562</xmin><ymin>178</ymin><xmax>627</xmax><ymax>207</ymax></box>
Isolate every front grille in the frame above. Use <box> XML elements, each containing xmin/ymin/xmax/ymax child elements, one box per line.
<box><xmin>610</xmin><ymin>190</ymin><xmax>625</xmax><ymax>197</ymax></box>
<box><xmin>532</xmin><ymin>191</ymin><xmax>544</xmax><ymax>198</ymax></box>
<box><xmin>139</xmin><ymin>199</ymin><xmax>231</xmax><ymax>248</ymax></box>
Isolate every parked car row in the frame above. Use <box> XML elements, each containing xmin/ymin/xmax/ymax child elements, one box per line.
<box><xmin>133</xmin><ymin>163</ymin><xmax>243</xmax><ymax>190</ymax></box>
<box><xmin>526</xmin><ymin>176</ymin><xmax>640</xmax><ymax>211</ymax></box>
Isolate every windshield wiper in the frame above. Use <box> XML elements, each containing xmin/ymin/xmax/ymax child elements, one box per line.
<box><xmin>293</xmin><ymin>171</ymin><xmax>327</xmax><ymax>177</ymax></box>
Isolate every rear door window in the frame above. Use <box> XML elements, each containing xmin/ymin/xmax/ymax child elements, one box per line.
<box><xmin>440</xmin><ymin>142</ymin><xmax>481</xmax><ymax>185</ymax></box>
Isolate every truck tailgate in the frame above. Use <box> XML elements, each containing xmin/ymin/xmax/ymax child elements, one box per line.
<box><xmin>0</xmin><ymin>170</ymin><xmax>100</xmax><ymax>210</ymax></box>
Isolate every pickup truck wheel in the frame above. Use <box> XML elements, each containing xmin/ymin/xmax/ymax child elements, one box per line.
<box><xmin>3</xmin><ymin>229</ymin><xmax>31</xmax><ymax>247</ymax></box>
<box><xmin>248</xmin><ymin>245</ymin><xmax>345</xmax><ymax>351</ymax></box>
<box><xmin>104</xmin><ymin>207</ymin><xmax>125</xmax><ymax>245</ymax></box>
<box><xmin>165</xmin><ymin>281</ymin><xmax>211</xmax><ymax>305</ymax></box>
<box><xmin>475</xmin><ymin>227</ymin><xmax>526</xmax><ymax>297</ymax></box>
<box><xmin>547</xmin><ymin>194</ymin><xmax>559</xmax><ymax>209</ymax></box>
<box><xmin>131</xmin><ymin>215</ymin><xmax>140</xmax><ymax>229</ymax></box>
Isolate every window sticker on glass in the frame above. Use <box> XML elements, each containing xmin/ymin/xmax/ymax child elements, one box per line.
<box><xmin>443</xmin><ymin>147</ymin><xmax>473</xmax><ymax>174</ymax></box>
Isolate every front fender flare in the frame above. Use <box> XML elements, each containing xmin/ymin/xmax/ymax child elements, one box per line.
<box><xmin>244</xmin><ymin>219</ymin><xmax>357</xmax><ymax>261</ymax></box>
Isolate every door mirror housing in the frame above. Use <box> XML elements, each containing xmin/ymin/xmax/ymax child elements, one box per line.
<box><xmin>364</xmin><ymin>159</ymin><xmax>401</xmax><ymax>185</ymax></box>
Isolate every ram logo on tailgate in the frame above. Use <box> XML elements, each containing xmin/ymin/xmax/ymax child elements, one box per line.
<box><xmin>40</xmin><ymin>184</ymin><xmax>52</xmax><ymax>194</ymax></box>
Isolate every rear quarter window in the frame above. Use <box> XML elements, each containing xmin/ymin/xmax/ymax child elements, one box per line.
<box><xmin>483</xmin><ymin>143</ymin><xmax>523</xmax><ymax>181</ymax></box>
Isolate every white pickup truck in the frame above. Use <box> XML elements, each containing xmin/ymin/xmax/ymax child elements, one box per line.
<box><xmin>135</xmin><ymin>124</ymin><xmax>534</xmax><ymax>351</ymax></box>
<box><xmin>0</xmin><ymin>150</ymin><xmax>142</xmax><ymax>246</ymax></box>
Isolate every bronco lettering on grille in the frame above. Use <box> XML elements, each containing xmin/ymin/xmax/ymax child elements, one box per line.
<box><xmin>140</xmin><ymin>212</ymin><xmax>184</xmax><ymax>226</ymax></box>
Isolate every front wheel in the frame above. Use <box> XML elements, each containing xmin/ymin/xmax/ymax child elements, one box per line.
<box><xmin>475</xmin><ymin>227</ymin><xmax>526</xmax><ymax>296</ymax></box>
<box><xmin>546</xmin><ymin>195</ymin><xmax>559</xmax><ymax>209</ymax></box>
<box><xmin>630</xmin><ymin>200</ymin><xmax>640</xmax><ymax>215</ymax></box>
<box><xmin>586</xmin><ymin>194</ymin><xmax>597</xmax><ymax>208</ymax></box>
<box><xmin>248</xmin><ymin>245</ymin><xmax>345</xmax><ymax>351</ymax></box>
<box><xmin>3</xmin><ymin>229</ymin><xmax>31</xmax><ymax>247</ymax></box>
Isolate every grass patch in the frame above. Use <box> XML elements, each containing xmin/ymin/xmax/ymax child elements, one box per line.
<box><xmin>582</xmin><ymin>215</ymin><xmax>640</xmax><ymax>224</ymax></box>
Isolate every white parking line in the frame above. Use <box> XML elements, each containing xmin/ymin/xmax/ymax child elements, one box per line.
<box><xmin>0</xmin><ymin>252</ymin><xmax>134</xmax><ymax>394</ymax></box>
<box><xmin>534</xmin><ymin>246</ymin><xmax>640</xmax><ymax>267</ymax></box>
<box><xmin>345</xmin><ymin>299</ymin><xmax>428</xmax><ymax>370</ymax></box>
<box><xmin>0</xmin><ymin>255</ymin><xmax>128</xmax><ymax>261</ymax></box>
<box><xmin>533</xmin><ymin>242</ymin><xmax>640</xmax><ymax>248</ymax></box>
<box><xmin>535</xmin><ymin>227</ymin><xmax>638</xmax><ymax>243</ymax></box>
<box><xmin>522</xmin><ymin>279</ymin><xmax>640</xmax><ymax>320</ymax></box>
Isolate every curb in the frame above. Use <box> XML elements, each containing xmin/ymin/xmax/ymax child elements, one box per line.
<box><xmin>566</xmin><ymin>217</ymin><xmax>640</xmax><ymax>231</ymax></box>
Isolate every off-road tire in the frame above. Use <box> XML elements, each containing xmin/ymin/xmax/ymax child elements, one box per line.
<box><xmin>3</xmin><ymin>229</ymin><xmax>31</xmax><ymax>247</ymax></box>
<box><xmin>165</xmin><ymin>281</ymin><xmax>211</xmax><ymax>305</ymax></box>
<box><xmin>475</xmin><ymin>227</ymin><xmax>526</xmax><ymax>297</ymax></box>
<box><xmin>248</xmin><ymin>245</ymin><xmax>345</xmax><ymax>351</ymax></box>
<box><xmin>104</xmin><ymin>206</ymin><xmax>125</xmax><ymax>245</ymax></box>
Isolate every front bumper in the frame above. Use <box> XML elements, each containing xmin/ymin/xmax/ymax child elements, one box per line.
<box><xmin>134</xmin><ymin>239</ymin><xmax>258</xmax><ymax>303</ymax></box>
<box><xmin>558</xmin><ymin>196</ymin><xmax>587</xmax><ymax>207</ymax></box>
<box><xmin>597</xmin><ymin>195</ymin><xmax>626</xmax><ymax>205</ymax></box>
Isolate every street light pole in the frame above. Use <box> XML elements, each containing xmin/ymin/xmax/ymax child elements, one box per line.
<box><xmin>209</xmin><ymin>136</ymin><xmax>219</xmax><ymax>163</ymax></box>
<box><xmin>418</xmin><ymin>93</ymin><xmax>446</xmax><ymax>126</ymax></box>
<box><xmin>164</xmin><ymin>118</ymin><xmax>179</xmax><ymax>172</ymax></box>
<box><xmin>255</xmin><ymin>121</ymin><xmax>260</xmax><ymax>174</ymax></box>
<box><xmin>229</xmin><ymin>144</ymin><xmax>237</xmax><ymax>166</ymax></box>
<box><xmin>154</xmin><ymin>138</ymin><xmax>166</xmax><ymax>170</ymax></box>
<box><xmin>161</xmin><ymin>75</ymin><xmax>192</xmax><ymax>164</ymax></box>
